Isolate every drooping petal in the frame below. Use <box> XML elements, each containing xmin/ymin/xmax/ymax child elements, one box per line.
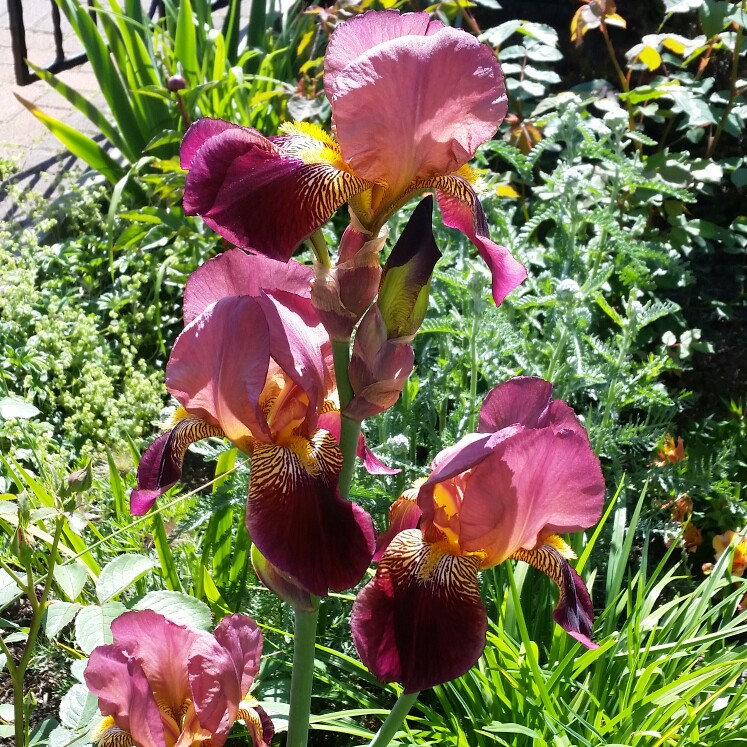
<box><xmin>245</xmin><ymin>431</ymin><xmax>375</xmax><ymax>595</ymax></box>
<box><xmin>437</xmin><ymin>187</ymin><xmax>526</xmax><ymax>306</ymax></box>
<box><xmin>131</xmin><ymin>416</ymin><xmax>225</xmax><ymax>515</ymax></box>
<box><xmin>326</xmin><ymin>13</ymin><xmax>507</xmax><ymax>197</ymax></box>
<box><xmin>183</xmin><ymin>249</ymin><xmax>313</xmax><ymax>325</ymax></box>
<box><xmin>182</xmin><ymin>119</ymin><xmax>367</xmax><ymax>259</ymax></box>
<box><xmin>167</xmin><ymin>296</ymin><xmax>272</xmax><ymax>446</ymax></box>
<box><xmin>110</xmin><ymin>610</ymin><xmax>201</xmax><ymax>727</ymax></box>
<box><xmin>251</xmin><ymin>544</ymin><xmax>318</xmax><ymax>612</ymax></box>
<box><xmin>351</xmin><ymin>529</ymin><xmax>486</xmax><ymax>693</ymax></box>
<box><xmin>187</xmin><ymin>614</ymin><xmax>263</xmax><ymax>747</ymax></box>
<box><xmin>457</xmin><ymin>428</ymin><xmax>605</xmax><ymax>566</ymax></box>
<box><xmin>84</xmin><ymin>645</ymin><xmax>166</xmax><ymax>747</ymax></box>
<box><xmin>512</xmin><ymin>545</ymin><xmax>598</xmax><ymax>648</ymax></box>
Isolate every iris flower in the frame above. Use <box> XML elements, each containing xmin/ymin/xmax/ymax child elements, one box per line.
<box><xmin>351</xmin><ymin>377</ymin><xmax>605</xmax><ymax>693</ymax></box>
<box><xmin>131</xmin><ymin>250</ymin><xmax>393</xmax><ymax>596</ymax></box>
<box><xmin>85</xmin><ymin>610</ymin><xmax>272</xmax><ymax>747</ymax></box>
<box><xmin>180</xmin><ymin>10</ymin><xmax>526</xmax><ymax>307</ymax></box>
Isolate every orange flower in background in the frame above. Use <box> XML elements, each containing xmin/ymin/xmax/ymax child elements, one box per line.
<box><xmin>712</xmin><ymin>531</ymin><xmax>747</xmax><ymax>577</ymax></box>
<box><xmin>571</xmin><ymin>0</ymin><xmax>627</xmax><ymax>47</ymax></box>
<box><xmin>668</xmin><ymin>493</ymin><xmax>693</xmax><ymax>523</ymax></box>
<box><xmin>682</xmin><ymin>522</ymin><xmax>703</xmax><ymax>553</ymax></box>
<box><xmin>655</xmin><ymin>434</ymin><xmax>685</xmax><ymax>466</ymax></box>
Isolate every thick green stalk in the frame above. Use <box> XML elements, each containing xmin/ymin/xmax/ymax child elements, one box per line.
<box><xmin>286</xmin><ymin>608</ymin><xmax>320</xmax><ymax>747</ymax></box>
<box><xmin>368</xmin><ymin>691</ymin><xmax>419</xmax><ymax>747</ymax></box>
<box><xmin>332</xmin><ymin>340</ymin><xmax>362</xmax><ymax>498</ymax></box>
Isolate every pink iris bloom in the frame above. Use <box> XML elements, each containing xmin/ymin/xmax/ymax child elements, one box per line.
<box><xmin>351</xmin><ymin>377</ymin><xmax>606</xmax><ymax>693</ymax></box>
<box><xmin>130</xmin><ymin>250</ymin><xmax>394</xmax><ymax>596</ymax></box>
<box><xmin>180</xmin><ymin>10</ymin><xmax>527</xmax><ymax>307</ymax></box>
<box><xmin>84</xmin><ymin>610</ymin><xmax>272</xmax><ymax>747</ymax></box>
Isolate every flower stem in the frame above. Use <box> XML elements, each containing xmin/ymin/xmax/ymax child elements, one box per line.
<box><xmin>286</xmin><ymin>608</ymin><xmax>320</xmax><ymax>747</ymax></box>
<box><xmin>369</xmin><ymin>691</ymin><xmax>419</xmax><ymax>746</ymax></box>
<box><xmin>331</xmin><ymin>340</ymin><xmax>362</xmax><ymax>497</ymax></box>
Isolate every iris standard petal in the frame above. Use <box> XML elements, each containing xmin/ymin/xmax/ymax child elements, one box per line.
<box><xmin>110</xmin><ymin>610</ymin><xmax>201</xmax><ymax>727</ymax></box>
<box><xmin>245</xmin><ymin>431</ymin><xmax>375</xmax><ymax>595</ymax></box>
<box><xmin>166</xmin><ymin>296</ymin><xmax>272</xmax><ymax>445</ymax></box>
<box><xmin>131</xmin><ymin>416</ymin><xmax>225</xmax><ymax>515</ymax></box>
<box><xmin>437</xmin><ymin>187</ymin><xmax>527</xmax><ymax>307</ymax></box>
<box><xmin>182</xmin><ymin>120</ymin><xmax>368</xmax><ymax>259</ymax></box>
<box><xmin>187</xmin><ymin>614</ymin><xmax>263</xmax><ymax>747</ymax></box>
<box><xmin>326</xmin><ymin>14</ymin><xmax>507</xmax><ymax>197</ymax></box>
<box><xmin>513</xmin><ymin>544</ymin><xmax>598</xmax><ymax>648</ymax></box>
<box><xmin>478</xmin><ymin>376</ymin><xmax>554</xmax><ymax>432</ymax></box>
<box><xmin>183</xmin><ymin>249</ymin><xmax>313</xmax><ymax>325</ymax></box>
<box><xmin>373</xmin><ymin>490</ymin><xmax>422</xmax><ymax>562</ymax></box>
<box><xmin>458</xmin><ymin>428</ymin><xmax>605</xmax><ymax>566</ymax></box>
<box><xmin>85</xmin><ymin>645</ymin><xmax>166</xmax><ymax>747</ymax></box>
<box><xmin>351</xmin><ymin>529</ymin><xmax>486</xmax><ymax>693</ymax></box>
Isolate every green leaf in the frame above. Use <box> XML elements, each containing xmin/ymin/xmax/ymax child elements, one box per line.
<box><xmin>96</xmin><ymin>553</ymin><xmax>156</xmax><ymax>604</ymax></box>
<box><xmin>59</xmin><ymin>684</ymin><xmax>99</xmax><ymax>729</ymax></box>
<box><xmin>133</xmin><ymin>590</ymin><xmax>212</xmax><ymax>630</ymax></box>
<box><xmin>14</xmin><ymin>94</ymin><xmax>124</xmax><ymax>185</ymax></box>
<box><xmin>44</xmin><ymin>601</ymin><xmax>82</xmax><ymax>639</ymax></box>
<box><xmin>29</xmin><ymin>719</ymin><xmax>59</xmax><ymax>746</ymax></box>
<box><xmin>53</xmin><ymin>563</ymin><xmax>89</xmax><ymax>601</ymax></box>
<box><xmin>74</xmin><ymin>601</ymin><xmax>127</xmax><ymax>654</ymax></box>
<box><xmin>0</xmin><ymin>397</ymin><xmax>39</xmax><ymax>420</ymax></box>
<box><xmin>0</xmin><ymin>568</ymin><xmax>23</xmax><ymax>608</ymax></box>
<box><xmin>175</xmin><ymin>0</ymin><xmax>199</xmax><ymax>85</ymax></box>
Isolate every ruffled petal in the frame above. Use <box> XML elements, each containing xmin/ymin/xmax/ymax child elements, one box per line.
<box><xmin>131</xmin><ymin>416</ymin><xmax>225</xmax><ymax>515</ymax></box>
<box><xmin>436</xmin><ymin>185</ymin><xmax>526</xmax><ymax>306</ymax></box>
<box><xmin>183</xmin><ymin>250</ymin><xmax>313</xmax><ymax>325</ymax></box>
<box><xmin>245</xmin><ymin>431</ymin><xmax>375</xmax><ymax>595</ymax></box>
<box><xmin>182</xmin><ymin>119</ymin><xmax>367</xmax><ymax>259</ymax></box>
<box><xmin>478</xmin><ymin>376</ymin><xmax>553</xmax><ymax>432</ymax></box>
<box><xmin>167</xmin><ymin>296</ymin><xmax>272</xmax><ymax>446</ymax></box>
<box><xmin>512</xmin><ymin>545</ymin><xmax>597</xmax><ymax>648</ymax></box>
<box><xmin>457</xmin><ymin>428</ymin><xmax>605</xmax><ymax>566</ymax></box>
<box><xmin>187</xmin><ymin>614</ymin><xmax>263</xmax><ymax>747</ymax></box>
<box><xmin>84</xmin><ymin>646</ymin><xmax>166</xmax><ymax>747</ymax></box>
<box><xmin>351</xmin><ymin>529</ymin><xmax>486</xmax><ymax>693</ymax></box>
<box><xmin>110</xmin><ymin>610</ymin><xmax>201</xmax><ymax>727</ymax></box>
<box><xmin>326</xmin><ymin>14</ymin><xmax>506</xmax><ymax>197</ymax></box>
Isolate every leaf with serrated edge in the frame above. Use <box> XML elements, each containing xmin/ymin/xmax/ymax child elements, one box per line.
<box><xmin>74</xmin><ymin>602</ymin><xmax>127</xmax><ymax>654</ymax></box>
<box><xmin>96</xmin><ymin>554</ymin><xmax>156</xmax><ymax>604</ymax></box>
<box><xmin>134</xmin><ymin>591</ymin><xmax>212</xmax><ymax>631</ymax></box>
<box><xmin>45</xmin><ymin>601</ymin><xmax>82</xmax><ymax>639</ymax></box>
<box><xmin>54</xmin><ymin>563</ymin><xmax>88</xmax><ymax>601</ymax></box>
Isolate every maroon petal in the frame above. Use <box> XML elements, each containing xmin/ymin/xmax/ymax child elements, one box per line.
<box><xmin>84</xmin><ymin>645</ymin><xmax>166</xmax><ymax>747</ymax></box>
<box><xmin>245</xmin><ymin>431</ymin><xmax>375</xmax><ymax>595</ymax></box>
<box><xmin>351</xmin><ymin>529</ymin><xmax>486</xmax><ymax>693</ymax></box>
<box><xmin>513</xmin><ymin>545</ymin><xmax>598</xmax><ymax>648</ymax></box>
<box><xmin>183</xmin><ymin>250</ymin><xmax>313</xmax><ymax>325</ymax></box>
<box><xmin>182</xmin><ymin>120</ymin><xmax>366</xmax><ymax>259</ymax></box>
<box><xmin>437</xmin><ymin>187</ymin><xmax>526</xmax><ymax>306</ymax></box>
<box><xmin>131</xmin><ymin>417</ymin><xmax>224</xmax><ymax>515</ymax></box>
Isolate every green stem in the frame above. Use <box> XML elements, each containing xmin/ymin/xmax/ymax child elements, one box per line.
<box><xmin>309</xmin><ymin>229</ymin><xmax>332</xmax><ymax>268</ymax></box>
<box><xmin>14</xmin><ymin>517</ymin><xmax>64</xmax><ymax>747</ymax></box>
<box><xmin>369</xmin><ymin>691</ymin><xmax>419</xmax><ymax>747</ymax></box>
<box><xmin>331</xmin><ymin>340</ymin><xmax>362</xmax><ymax>498</ymax></box>
<box><xmin>286</xmin><ymin>608</ymin><xmax>320</xmax><ymax>747</ymax></box>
